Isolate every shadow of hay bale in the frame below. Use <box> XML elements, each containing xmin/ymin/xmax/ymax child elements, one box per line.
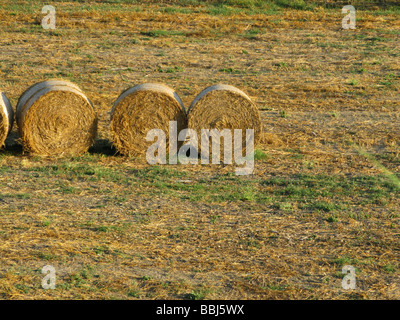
<box><xmin>3</xmin><ymin>130</ymin><xmax>23</xmax><ymax>155</ymax></box>
<box><xmin>88</xmin><ymin>139</ymin><xmax>117</xmax><ymax>156</ymax></box>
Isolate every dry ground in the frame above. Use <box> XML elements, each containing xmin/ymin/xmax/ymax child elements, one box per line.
<box><xmin>0</xmin><ymin>0</ymin><xmax>399</xmax><ymax>299</ymax></box>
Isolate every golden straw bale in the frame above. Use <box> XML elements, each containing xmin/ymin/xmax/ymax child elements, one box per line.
<box><xmin>16</xmin><ymin>79</ymin><xmax>97</xmax><ymax>156</ymax></box>
<box><xmin>110</xmin><ymin>83</ymin><xmax>187</xmax><ymax>156</ymax></box>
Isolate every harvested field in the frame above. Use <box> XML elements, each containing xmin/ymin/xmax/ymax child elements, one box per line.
<box><xmin>0</xmin><ymin>0</ymin><xmax>398</xmax><ymax>300</ymax></box>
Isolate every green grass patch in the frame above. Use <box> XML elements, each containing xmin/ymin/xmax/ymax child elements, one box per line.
<box><xmin>158</xmin><ymin>66</ymin><xmax>184</xmax><ymax>73</ymax></box>
<box><xmin>219</xmin><ymin>67</ymin><xmax>245</xmax><ymax>74</ymax></box>
<box><xmin>140</xmin><ymin>30</ymin><xmax>186</xmax><ymax>37</ymax></box>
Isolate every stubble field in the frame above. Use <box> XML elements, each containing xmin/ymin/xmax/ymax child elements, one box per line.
<box><xmin>0</xmin><ymin>0</ymin><xmax>399</xmax><ymax>300</ymax></box>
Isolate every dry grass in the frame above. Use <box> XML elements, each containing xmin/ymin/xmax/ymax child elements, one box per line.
<box><xmin>0</xmin><ymin>0</ymin><xmax>398</xmax><ymax>300</ymax></box>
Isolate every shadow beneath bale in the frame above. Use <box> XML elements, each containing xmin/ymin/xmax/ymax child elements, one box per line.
<box><xmin>3</xmin><ymin>130</ymin><xmax>23</xmax><ymax>156</ymax></box>
<box><xmin>88</xmin><ymin>139</ymin><xmax>117</xmax><ymax>156</ymax></box>
<box><xmin>2</xmin><ymin>143</ymin><xmax>23</xmax><ymax>156</ymax></box>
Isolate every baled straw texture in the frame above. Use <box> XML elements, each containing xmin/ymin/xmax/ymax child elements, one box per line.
<box><xmin>16</xmin><ymin>80</ymin><xmax>97</xmax><ymax>156</ymax></box>
<box><xmin>0</xmin><ymin>92</ymin><xmax>14</xmax><ymax>147</ymax></box>
<box><xmin>187</xmin><ymin>84</ymin><xmax>262</xmax><ymax>159</ymax></box>
<box><xmin>110</xmin><ymin>83</ymin><xmax>187</xmax><ymax>156</ymax></box>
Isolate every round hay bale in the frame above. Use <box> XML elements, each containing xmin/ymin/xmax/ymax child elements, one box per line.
<box><xmin>110</xmin><ymin>83</ymin><xmax>187</xmax><ymax>156</ymax></box>
<box><xmin>16</xmin><ymin>79</ymin><xmax>97</xmax><ymax>156</ymax></box>
<box><xmin>0</xmin><ymin>92</ymin><xmax>14</xmax><ymax>147</ymax></box>
<box><xmin>187</xmin><ymin>84</ymin><xmax>261</xmax><ymax>159</ymax></box>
